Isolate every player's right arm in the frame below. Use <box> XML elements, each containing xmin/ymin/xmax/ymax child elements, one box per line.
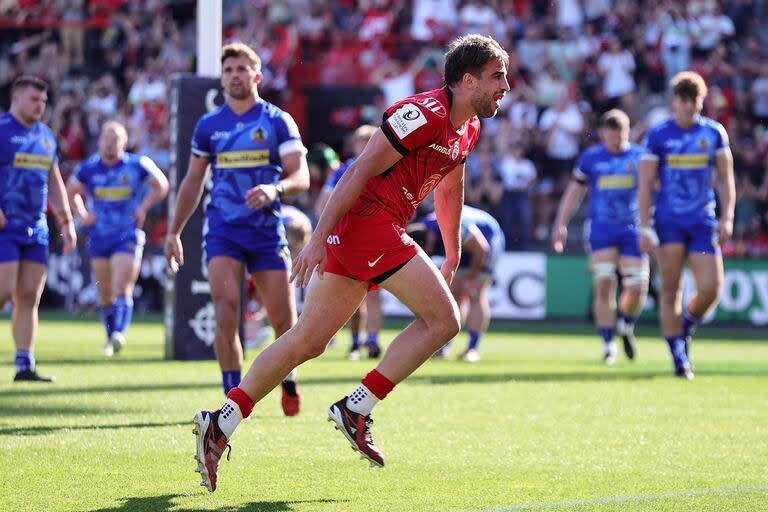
<box><xmin>66</xmin><ymin>173</ymin><xmax>92</xmax><ymax>225</ymax></box>
<box><xmin>290</xmin><ymin>129</ymin><xmax>403</xmax><ymax>287</ymax></box>
<box><xmin>164</xmin><ymin>154</ymin><xmax>210</xmax><ymax>272</ymax></box>
<box><xmin>551</xmin><ymin>179</ymin><xmax>587</xmax><ymax>253</ymax></box>
<box><xmin>637</xmin><ymin>155</ymin><xmax>660</xmax><ymax>254</ymax></box>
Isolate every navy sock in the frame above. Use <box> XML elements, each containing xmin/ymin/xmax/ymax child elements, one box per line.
<box><xmin>467</xmin><ymin>330</ymin><xmax>481</xmax><ymax>350</ymax></box>
<box><xmin>682</xmin><ymin>308</ymin><xmax>701</xmax><ymax>340</ymax></box>
<box><xmin>351</xmin><ymin>332</ymin><xmax>361</xmax><ymax>350</ymax></box>
<box><xmin>113</xmin><ymin>295</ymin><xmax>134</xmax><ymax>335</ymax></box>
<box><xmin>222</xmin><ymin>370</ymin><xmax>241</xmax><ymax>395</ymax></box>
<box><xmin>100</xmin><ymin>304</ymin><xmax>116</xmax><ymax>338</ymax></box>
<box><xmin>366</xmin><ymin>332</ymin><xmax>379</xmax><ymax>346</ymax></box>
<box><xmin>599</xmin><ymin>327</ymin><xmax>614</xmax><ymax>345</ymax></box>
<box><xmin>15</xmin><ymin>350</ymin><xmax>34</xmax><ymax>373</ymax></box>
<box><xmin>665</xmin><ymin>336</ymin><xmax>687</xmax><ymax>365</ymax></box>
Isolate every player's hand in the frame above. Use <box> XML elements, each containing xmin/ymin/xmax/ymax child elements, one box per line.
<box><xmin>83</xmin><ymin>211</ymin><xmax>97</xmax><ymax>227</ymax></box>
<box><xmin>716</xmin><ymin>218</ymin><xmax>733</xmax><ymax>245</ymax></box>
<box><xmin>638</xmin><ymin>227</ymin><xmax>658</xmax><ymax>255</ymax></box>
<box><xmin>245</xmin><ymin>184</ymin><xmax>278</xmax><ymax>209</ymax></box>
<box><xmin>0</xmin><ymin>208</ymin><xmax>6</xmax><ymax>230</ymax></box>
<box><xmin>61</xmin><ymin>221</ymin><xmax>77</xmax><ymax>254</ymax></box>
<box><xmin>551</xmin><ymin>224</ymin><xmax>567</xmax><ymax>253</ymax></box>
<box><xmin>440</xmin><ymin>258</ymin><xmax>459</xmax><ymax>286</ymax></box>
<box><xmin>165</xmin><ymin>232</ymin><xmax>184</xmax><ymax>273</ymax></box>
<box><xmin>290</xmin><ymin>234</ymin><xmax>327</xmax><ymax>288</ymax></box>
<box><xmin>133</xmin><ymin>206</ymin><xmax>148</xmax><ymax>229</ymax></box>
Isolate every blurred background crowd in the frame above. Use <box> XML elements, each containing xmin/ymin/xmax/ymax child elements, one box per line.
<box><xmin>1</xmin><ymin>0</ymin><xmax>767</xmax><ymax>259</ymax></box>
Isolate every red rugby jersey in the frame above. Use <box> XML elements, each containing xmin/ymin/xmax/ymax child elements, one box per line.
<box><xmin>350</xmin><ymin>87</ymin><xmax>481</xmax><ymax>225</ymax></box>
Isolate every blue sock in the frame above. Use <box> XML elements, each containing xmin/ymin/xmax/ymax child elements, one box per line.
<box><xmin>15</xmin><ymin>350</ymin><xmax>34</xmax><ymax>373</ymax></box>
<box><xmin>665</xmin><ymin>336</ymin><xmax>688</xmax><ymax>365</ymax></box>
<box><xmin>100</xmin><ymin>304</ymin><xmax>116</xmax><ymax>338</ymax></box>
<box><xmin>599</xmin><ymin>327</ymin><xmax>614</xmax><ymax>345</ymax></box>
<box><xmin>682</xmin><ymin>308</ymin><xmax>701</xmax><ymax>340</ymax></box>
<box><xmin>222</xmin><ymin>370</ymin><xmax>241</xmax><ymax>395</ymax></box>
<box><xmin>366</xmin><ymin>332</ymin><xmax>379</xmax><ymax>346</ymax></box>
<box><xmin>467</xmin><ymin>330</ymin><xmax>481</xmax><ymax>350</ymax></box>
<box><xmin>113</xmin><ymin>295</ymin><xmax>134</xmax><ymax>335</ymax></box>
<box><xmin>351</xmin><ymin>332</ymin><xmax>361</xmax><ymax>350</ymax></box>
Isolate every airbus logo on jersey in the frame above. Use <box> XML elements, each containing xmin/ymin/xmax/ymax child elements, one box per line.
<box><xmin>429</xmin><ymin>143</ymin><xmax>451</xmax><ymax>155</ymax></box>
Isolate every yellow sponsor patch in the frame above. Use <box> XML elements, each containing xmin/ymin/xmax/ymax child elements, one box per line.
<box><xmin>667</xmin><ymin>153</ymin><xmax>709</xmax><ymax>169</ymax></box>
<box><xmin>13</xmin><ymin>153</ymin><xmax>52</xmax><ymax>171</ymax></box>
<box><xmin>94</xmin><ymin>186</ymin><xmax>133</xmax><ymax>200</ymax></box>
<box><xmin>597</xmin><ymin>174</ymin><xmax>635</xmax><ymax>190</ymax></box>
<box><xmin>216</xmin><ymin>150</ymin><xmax>269</xmax><ymax>168</ymax></box>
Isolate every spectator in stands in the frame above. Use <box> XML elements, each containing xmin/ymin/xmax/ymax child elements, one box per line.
<box><xmin>498</xmin><ymin>141</ymin><xmax>537</xmax><ymax>250</ymax></box>
<box><xmin>597</xmin><ymin>35</ymin><xmax>636</xmax><ymax>111</ymax></box>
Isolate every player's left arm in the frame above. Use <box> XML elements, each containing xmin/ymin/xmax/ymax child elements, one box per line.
<box><xmin>714</xmin><ymin>146</ymin><xmax>735</xmax><ymax>244</ymax></box>
<box><xmin>135</xmin><ymin>156</ymin><xmax>170</xmax><ymax>229</ymax></box>
<box><xmin>434</xmin><ymin>162</ymin><xmax>465</xmax><ymax>285</ymax></box>
<box><xmin>48</xmin><ymin>161</ymin><xmax>77</xmax><ymax>253</ymax></box>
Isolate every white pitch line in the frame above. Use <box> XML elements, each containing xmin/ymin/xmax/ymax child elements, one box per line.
<box><xmin>473</xmin><ymin>484</ymin><xmax>768</xmax><ymax>511</ymax></box>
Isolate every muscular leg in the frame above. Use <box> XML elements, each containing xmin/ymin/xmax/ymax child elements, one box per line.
<box><xmin>684</xmin><ymin>252</ymin><xmax>723</xmax><ymax>341</ymax></box>
<box><xmin>208</xmin><ymin>256</ymin><xmax>246</xmax><ymax>381</ymax></box>
<box><xmin>617</xmin><ymin>255</ymin><xmax>650</xmax><ymax>318</ymax></box>
<box><xmin>237</xmin><ymin>272</ymin><xmax>368</xmax><ymax>403</ymax></box>
<box><xmin>91</xmin><ymin>258</ymin><xmax>115</xmax><ymax>352</ymax></box>
<box><xmin>12</xmin><ymin>261</ymin><xmax>47</xmax><ymax>355</ymax></box>
<box><xmin>0</xmin><ymin>261</ymin><xmax>20</xmax><ymax>309</ymax></box>
<box><xmin>590</xmin><ymin>248</ymin><xmax>619</xmax><ymax>361</ymax></box>
<box><xmin>374</xmin><ymin>250</ymin><xmax>461</xmax><ymax>383</ymax></box>
<box><xmin>462</xmin><ymin>278</ymin><xmax>492</xmax><ymax>362</ymax></box>
<box><xmin>656</xmin><ymin>244</ymin><xmax>686</xmax><ymax>337</ymax></box>
<box><xmin>109</xmin><ymin>252</ymin><xmax>141</xmax><ymax>351</ymax></box>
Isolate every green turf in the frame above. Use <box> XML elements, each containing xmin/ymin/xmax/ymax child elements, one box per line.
<box><xmin>1</xmin><ymin>314</ymin><xmax>767</xmax><ymax>512</ymax></box>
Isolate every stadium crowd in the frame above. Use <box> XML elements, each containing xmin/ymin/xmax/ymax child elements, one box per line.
<box><xmin>1</xmin><ymin>0</ymin><xmax>767</xmax><ymax>258</ymax></box>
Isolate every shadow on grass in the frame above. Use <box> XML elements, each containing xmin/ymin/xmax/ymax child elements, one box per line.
<box><xmin>3</xmin><ymin>366</ymin><xmax>768</xmax><ymax>401</ymax></box>
<box><xmin>0</xmin><ymin>419</ymin><xmax>190</xmax><ymax>437</ymax></box>
<box><xmin>86</xmin><ymin>494</ymin><xmax>345</xmax><ymax>512</ymax></box>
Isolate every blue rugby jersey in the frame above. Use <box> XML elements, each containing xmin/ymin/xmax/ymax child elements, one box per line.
<box><xmin>0</xmin><ymin>112</ymin><xmax>57</xmax><ymax>242</ymax></box>
<box><xmin>420</xmin><ymin>205</ymin><xmax>504</xmax><ymax>253</ymax></box>
<box><xmin>73</xmin><ymin>153</ymin><xmax>164</xmax><ymax>239</ymax></box>
<box><xmin>642</xmin><ymin>116</ymin><xmax>729</xmax><ymax>223</ymax></box>
<box><xmin>322</xmin><ymin>157</ymin><xmax>355</xmax><ymax>192</ymax></box>
<box><xmin>191</xmin><ymin>101</ymin><xmax>305</xmax><ymax>245</ymax></box>
<box><xmin>573</xmin><ymin>142</ymin><xmax>646</xmax><ymax>228</ymax></box>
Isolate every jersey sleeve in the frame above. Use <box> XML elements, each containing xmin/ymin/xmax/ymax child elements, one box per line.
<box><xmin>190</xmin><ymin>117</ymin><xmax>211</xmax><ymax>158</ymax></box>
<box><xmin>572</xmin><ymin>150</ymin><xmax>589</xmax><ymax>183</ymax></box>
<box><xmin>138</xmin><ymin>155</ymin><xmax>165</xmax><ymax>182</ymax></box>
<box><xmin>713</xmin><ymin>122</ymin><xmax>730</xmax><ymax>154</ymax></box>
<box><xmin>381</xmin><ymin>101</ymin><xmax>441</xmax><ymax>155</ymax></box>
<box><xmin>641</xmin><ymin>126</ymin><xmax>661</xmax><ymax>161</ymax></box>
<box><xmin>273</xmin><ymin>111</ymin><xmax>307</xmax><ymax>158</ymax></box>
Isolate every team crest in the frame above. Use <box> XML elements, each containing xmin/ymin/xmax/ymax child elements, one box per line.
<box><xmin>251</xmin><ymin>127</ymin><xmax>267</xmax><ymax>141</ymax></box>
<box><xmin>120</xmin><ymin>173</ymin><xmax>130</xmax><ymax>184</ymax></box>
<box><xmin>42</xmin><ymin>138</ymin><xmax>52</xmax><ymax>152</ymax></box>
<box><xmin>698</xmin><ymin>137</ymin><xmax>708</xmax><ymax>150</ymax></box>
<box><xmin>236</xmin><ymin>122</ymin><xmax>244</xmax><ymax>130</ymax></box>
<box><xmin>626</xmin><ymin>161</ymin><xmax>635</xmax><ymax>172</ymax></box>
<box><xmin>451</xmin><ymin>141</ymin><xmax>460</xmax><ymax>160</ymax></box>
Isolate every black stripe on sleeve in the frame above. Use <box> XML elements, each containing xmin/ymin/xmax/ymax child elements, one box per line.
<box><xmin>380</xmin><ymin>117</ymin><xmax>409</xmax><ymax>156</ymax></box>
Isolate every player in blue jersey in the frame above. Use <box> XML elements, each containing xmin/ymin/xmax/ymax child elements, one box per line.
<box><xmin>67</xmin><ymin>121</ymin><xmax>168</xmax><ymax>356</ymax></box>
<box><xmin>0</xmin><ymin>76</ymin><xmax>76</xmax><ymax>382</ymax></box>
<box><xmin>638</xmin><ymin>71</ymin><xmax>735</xmax><ymax>380</ymax></box>
<box><xmin>165</xmin><ymin>43</ymin><xmax>310</xmax><ymax>413</ymax></box>
<box><xmin>315</xmin><ymin>124</ymin><xmax>384</xmax><ymax>360</ymax></box>
<box><xmin>552</xmin><ymin>110</ymin><xmax>649</xmax><ymax>364</ymax></box>
<box><xmin>411</xmin><ymin>204</ymin><xmax>504</xmax><ymax>362</ymax></box>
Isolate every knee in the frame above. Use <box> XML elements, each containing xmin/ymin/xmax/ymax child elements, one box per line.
<box><xmin>13</xmin><ymin>290</ymin><xmax>41</xmax><ymax>308</ymax></box>
<box><xmin>432</xmin><ymin>303</ymin><xmax>461</xmax><ymax>342</ymax></box>
<box><xmin>697</xmin><ymin>282</ymin><xmax>721</xmax><ymax>305</ymax></box>
<box><xmin>214</xmin><ymin>297</ymin><xmax>240</xmax><ymax>323</ymax></box>
<box><xmin>270</xmin><ymin>311</ymin><xmax>296</xmax><ymax>337</ymax></box>
<box><xmin>660</xmin><ymin>287</ymin><xmax>680</xmax><ymax>305</ymax></box>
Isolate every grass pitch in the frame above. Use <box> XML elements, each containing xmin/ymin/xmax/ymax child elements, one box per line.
<box><xmin>1</xmin><ymin>314</ymin><xmax>767</xmax><ymax>512</ymax></box>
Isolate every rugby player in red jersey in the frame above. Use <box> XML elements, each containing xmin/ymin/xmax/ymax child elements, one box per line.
<box><xmin>192</xmin><ymin>34</ymin><xmax>509</xmax><ymax>492</ymax></box>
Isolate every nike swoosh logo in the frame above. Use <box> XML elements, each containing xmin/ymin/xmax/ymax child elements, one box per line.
<box><xmin>367</xmin><ymin>254</ymin><xmax>385</xmax><ymax>267</ymax></box>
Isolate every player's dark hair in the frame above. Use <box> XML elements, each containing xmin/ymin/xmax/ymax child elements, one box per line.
<box><xmin>12</xmin><ymin>75</ymin><xmax>48</xmax><ymax>93</ymax></box>
<box><xmin>671</xmin><ymin>71</ymin><xmax>708</xmax><ymax>100</ymax></box>
<box><xmin>443</xmin><ymin>34</ymin><xmax>509</xmax><ymax>86</ymax></box>
<box><xmin>599</xmin><ymin>109</ymin><xmax>630</xmax><ymax>131</ymax></box>
<box><xmin>221</xmin><ymin>43</ymin><xmax>261</xmax><ymax>69</ymax></box>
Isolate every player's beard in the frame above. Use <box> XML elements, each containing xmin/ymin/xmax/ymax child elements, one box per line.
<box><xmin>471</xmin><ymin>91</ymin><xmax>500</xmax><ymax>119</ymax></box>
<box><xmin>227</xmin><ymin>81</ymin><xmax>251</xmax><ymax>100</ymax></box>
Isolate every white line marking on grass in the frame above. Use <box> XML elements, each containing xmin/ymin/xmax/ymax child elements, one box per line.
<box><xmin>477</xmin><ymin>485</ymin><xmax>768</xmax><ymax>511</ymax></box>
